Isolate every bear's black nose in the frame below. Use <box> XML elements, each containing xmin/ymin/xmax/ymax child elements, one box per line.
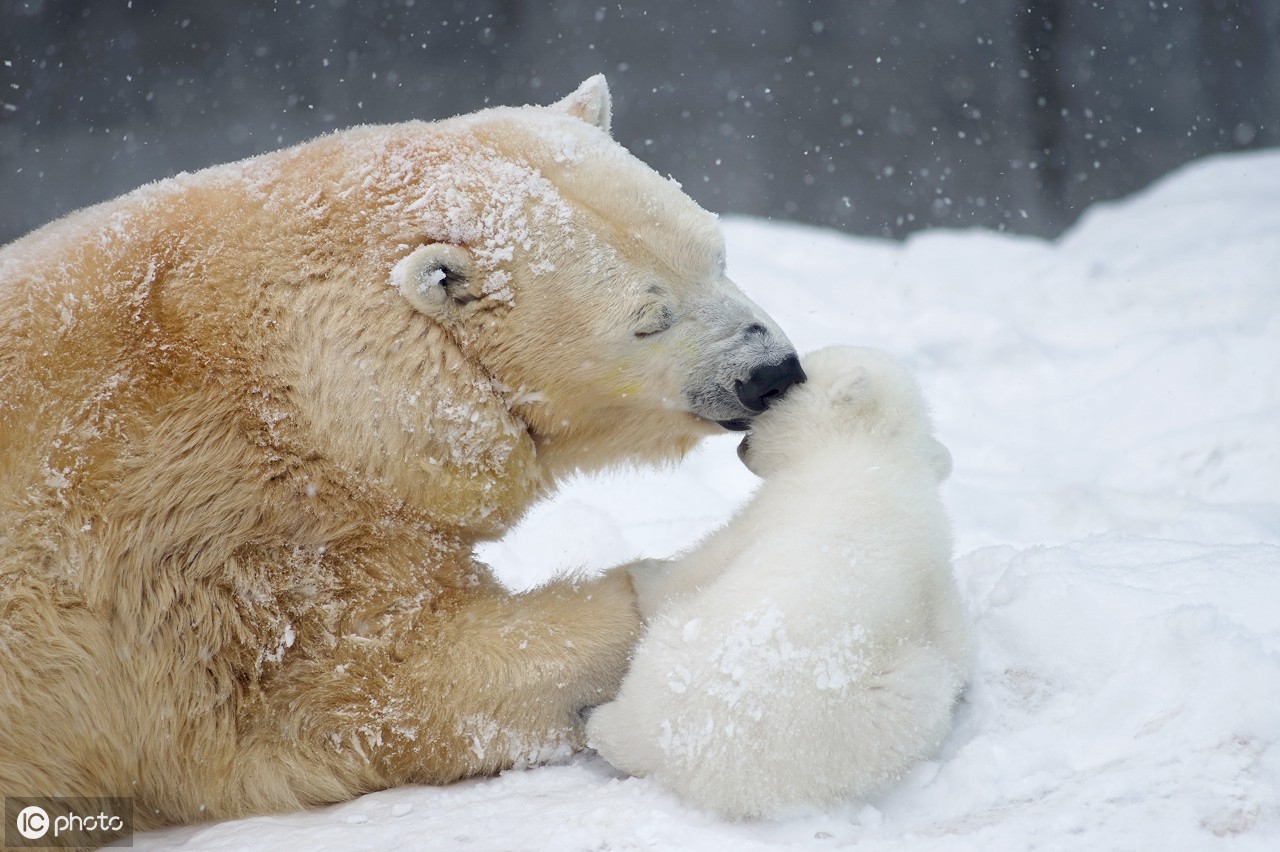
<box><xmin>735</xmin><ymin>354</ymin><xmax>807</xmax><ymax>413</ymax></box>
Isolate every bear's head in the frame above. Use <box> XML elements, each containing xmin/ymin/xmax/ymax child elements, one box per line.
<box><xmin>736</xmin><ymin>345</ymin><xmax>952</xmax><ymax>481</ymax></box>
<box><xmin>377</xmin><ymin>77</ymin><xmax>805</xmax><ymax>475</ymax></box>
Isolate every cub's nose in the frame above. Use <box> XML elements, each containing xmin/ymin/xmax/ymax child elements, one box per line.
<box><xmin>735</xmin><ymin>354</ymin><xmax>807</xmax><ymax>413</ymax></box>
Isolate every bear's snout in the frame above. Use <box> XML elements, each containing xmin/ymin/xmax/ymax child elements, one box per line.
<box><xmin>734</xmin><ymin>354</ymin><xmax>807</xmax><ymax>414</ymax></box>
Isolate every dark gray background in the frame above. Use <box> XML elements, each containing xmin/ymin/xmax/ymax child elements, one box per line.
<box><xmin>2</xmin><ymin>0</ymin><xmax>1277</xmax><ymax>245</ymax></box>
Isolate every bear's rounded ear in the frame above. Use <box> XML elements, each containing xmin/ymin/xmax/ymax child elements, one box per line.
<box><xmin>552</xmin><ymin>75</ymin><xmax>612</xmax><ymax>135</ymax></box>
<box><xmin>393</xmin><ymin>243</ymin><xmax>482</xmax><ymax>318</ymax></box>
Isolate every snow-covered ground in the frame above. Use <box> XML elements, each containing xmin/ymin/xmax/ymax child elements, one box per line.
<box><xmin>136</xmin><ymin>150</ymin><xmax>1280</xmax><ymax>851</ymax></box>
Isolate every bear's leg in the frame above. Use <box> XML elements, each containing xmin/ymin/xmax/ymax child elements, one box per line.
<box><xmin>432</xmin><ymin>564</ymin><xmax>645</xmax><ymax>764</ymax></box>
<box><xmin>253</xmin><ymin>564</ymin><xmax>642</xmax><ymax>799</ymax></box>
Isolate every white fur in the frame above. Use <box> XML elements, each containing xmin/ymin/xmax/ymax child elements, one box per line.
<box><xmin>587</xmin><ymin>346</ymin><xmax>972</xmax><ymax>819</ymax></box>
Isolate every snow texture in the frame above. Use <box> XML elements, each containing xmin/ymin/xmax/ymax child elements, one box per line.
<box><xmin>134</xmin><ymin>150</ymin><xmax>1280</xmax><ymax>850</ymax></box>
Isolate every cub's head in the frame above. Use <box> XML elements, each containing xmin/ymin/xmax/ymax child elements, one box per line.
<box><xmin>384</xmin><ymin>76</ymin><xmax>804</xmax><ymax>475</ymax></box>
<box><xmin>737</xmin><ymin>345</ymin><xmax>952</xmax><ymax>481</ymax></box>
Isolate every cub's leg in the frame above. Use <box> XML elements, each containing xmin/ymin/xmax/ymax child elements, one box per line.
<box><xmin>625</xmin><ymin>520</ymin><xmax>754</xmax><ymax>619</ymax></box>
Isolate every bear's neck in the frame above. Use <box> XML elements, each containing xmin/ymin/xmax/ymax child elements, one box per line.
<box><xmin>266</xmin><ymin>287</ymin><xmax>550</xmax><ymax>540</ymax></box>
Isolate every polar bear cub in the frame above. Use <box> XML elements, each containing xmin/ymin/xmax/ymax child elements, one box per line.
<box><xmin>587</xmin><ymin>345</ymin><xmax>971</xmax><ymax>819</ymax></box>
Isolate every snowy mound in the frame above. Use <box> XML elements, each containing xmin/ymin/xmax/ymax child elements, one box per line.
<box><xmin>137</xmin><ymin>150</ymin><xmax>1280</xmax><ymax>850</ymax></box>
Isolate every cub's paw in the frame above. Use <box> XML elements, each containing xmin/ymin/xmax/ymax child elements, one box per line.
<box><xmin>623</xmin><ymin>558</ymin><xmax>676</xmax><ymax>621</ymax></box>
<box><xmin>584</xmin><ymin>700</ymin><xmax>638</xmax><ymax>776</ymax></box>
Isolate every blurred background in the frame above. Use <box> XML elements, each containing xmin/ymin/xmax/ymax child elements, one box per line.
<box><xmin>2</xmin><ymin>0</ymin><xmax>1278</xmax><ymax>245</ymax></box>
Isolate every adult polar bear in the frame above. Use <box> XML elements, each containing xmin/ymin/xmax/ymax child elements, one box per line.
<box><xmin>0</xmin><ymin>78</ymin><xmax>804</xmax><ymax>828</ymax></box>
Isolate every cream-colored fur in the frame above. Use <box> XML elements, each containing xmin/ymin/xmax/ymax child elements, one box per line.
<box><xmin>0</xmin><ymin>77</ymin><xmax>800</xmax><ymax>829</ymax></box>
<box><xmin>587</xmin><ymin>346</ymin><xmax>971</xmax><ymax>819</ymax></box>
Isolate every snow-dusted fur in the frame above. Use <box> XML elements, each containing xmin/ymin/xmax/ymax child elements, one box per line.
<box><xmin>0</xmin><ymin>77</ymin><xmax>802</xmax><ymax>830</ymax></box>
<box><xmin>587</xmin><ymin>346</ymin><xmax>971</xmax><ymax>819</ymax></box>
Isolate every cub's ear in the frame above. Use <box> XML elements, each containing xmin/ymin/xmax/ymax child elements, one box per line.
<box><xmin>393</xmin><ymin>243</ymin><xmax>482</xmax><ymax>318</ymax></box>
<box><xmin>827</xmin><ymin>367</ymin><xmax>873</xmax><ymax>410</ymax></box>
<box><xmin>552</xmin><ymin>74</ymin><xmax>612</xmax><ymax>135</ymax></box>
<box><xmin>927</xmin><ymin>438</ymin><xmax>954</xmax><ymax>482</ymax></box>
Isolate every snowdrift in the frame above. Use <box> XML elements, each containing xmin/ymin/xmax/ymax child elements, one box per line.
<box><xmin>136</xmin><ymin>149</ymin><xmax>1280</xmax><ymax>851</ymax></box>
